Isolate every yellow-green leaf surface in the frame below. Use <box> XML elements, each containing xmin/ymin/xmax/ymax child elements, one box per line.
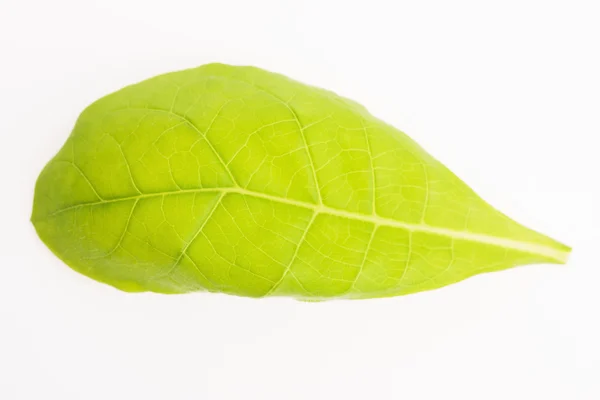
<box><xmin>32</xmin><ymin>63</ymin><xmax>570</xmax><ymax>299</ymax></box>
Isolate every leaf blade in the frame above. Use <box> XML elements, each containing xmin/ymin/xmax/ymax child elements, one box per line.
<box><xmin>32</xmin><ymin>63</ymin><xmax>570</xmax><ymax>299</ymax></box>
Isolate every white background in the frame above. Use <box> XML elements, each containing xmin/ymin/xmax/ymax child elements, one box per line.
<box><xmin>1</xmin><ymin>1</ymin><xmax>598</xmax><ymax>399</ymax></box>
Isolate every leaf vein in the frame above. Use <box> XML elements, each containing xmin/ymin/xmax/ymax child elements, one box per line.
<box><xmin>42</xmin><ymin>187</ymin><xmax>569</xmax><ymax>262</ymax></box>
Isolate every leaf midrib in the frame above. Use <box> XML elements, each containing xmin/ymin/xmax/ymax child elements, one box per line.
<box><xmin>44</xmin><ymin>186</ymin><xmax>569</xmax><ymax>262</ymax></box>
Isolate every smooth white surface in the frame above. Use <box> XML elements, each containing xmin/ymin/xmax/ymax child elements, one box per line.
<box><xmin>1</xmin><ymin>1</ymin><xmax>598</xmax><ymax>399</ymax></box>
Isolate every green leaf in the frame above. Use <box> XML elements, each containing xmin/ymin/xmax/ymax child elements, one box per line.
<box><xmin>31</xmin><ymin>63</ymin><xmax>570</xmax><ymax>299</ymax></box>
